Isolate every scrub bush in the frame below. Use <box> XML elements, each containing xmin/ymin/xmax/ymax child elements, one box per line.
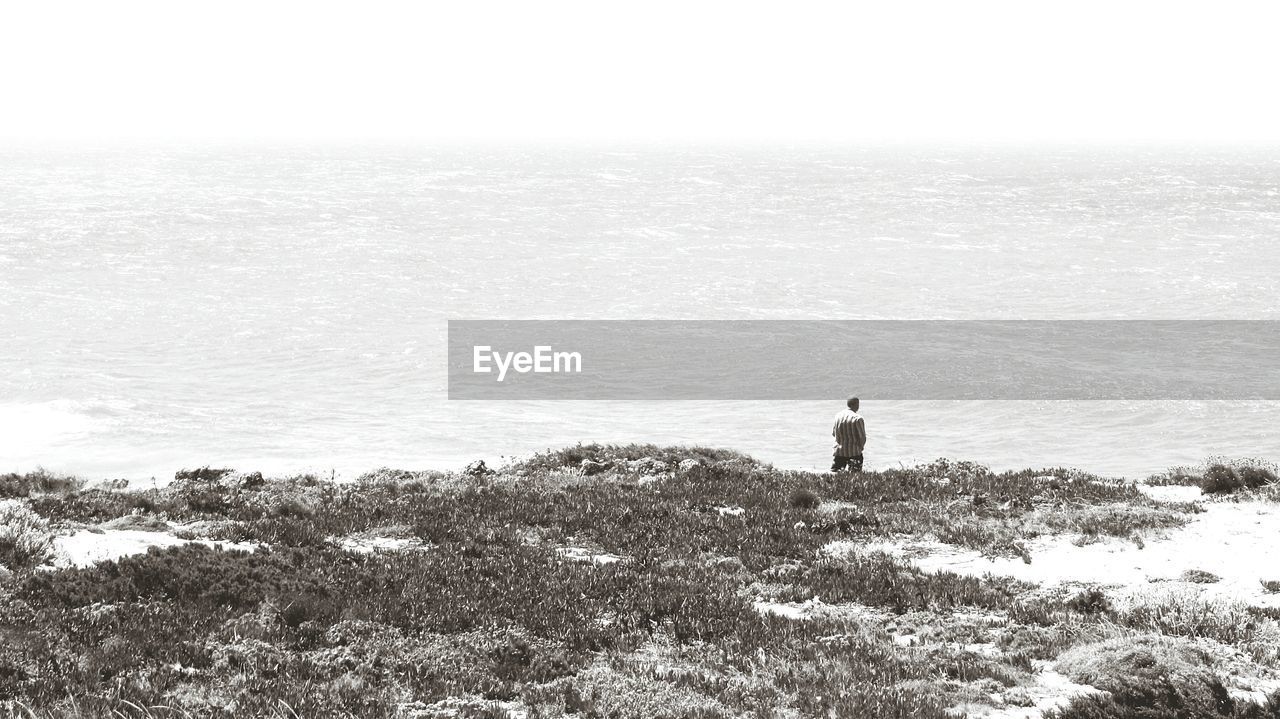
<box><xmin>1066</xmin><ymin>587</ymin><xmax>1112</xmax><ymax>616</ymax></box>
<box><xmin>0</xmin><ymin>468</ymin><xmax>83</xmax><ymax>498</ymax></box>
<box><xmin>1055</xmin><ymin>634</ymin><xmax>1217</xmax><ymax>690</ymax></box>
<box><xmin>1046</xmin><ymin>676</ymin><xmax>1280</xmax><ymax>719</ymax></box>
<box><xmin>28</xmin><ymin>489</ymin><xmax>166</xmax><ymax>524</ymax></box>
<box><xmin>1183</xmin><ymin>569</ymin><xmax>1221</xmax><ymax>584</ymax></box>
<box><xmin>789</xmin><ymin>488</ymin><xmax>821</xmax><ymax>509</ymax></box>
<box><xmin>1201</xmin><ymin>461</ymin><xmax>1277</xmax><ymax>495</ymax></box>
<box><xmin>0</xmin><ymin>500</ymin><xmax>55</xmax><ymax>570</ymax></box>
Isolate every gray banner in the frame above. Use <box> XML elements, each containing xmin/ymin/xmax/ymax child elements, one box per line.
<box><xmin>447</xmin><ymin>320</ymin><xmax>1280</xmax><ymax>400</ymax></box>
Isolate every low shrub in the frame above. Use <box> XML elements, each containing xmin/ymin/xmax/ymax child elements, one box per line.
<box><xmin>1065</xmin><ymin>587</ymin><xmax>1112</xmax><ymax>616</ymax></box>
<box><xmin>508</xmin><ymin>443</ymin><xmax>759</xmax><ymax>476</ymax></box>
<box><xmin>1203</xmin><ymin>464</ymin><xmax>1248</xmax><ymax>495</ymax></box>
<box><xmin>920</xmin><ymin>645</ymin><xmax>1025</xmax><ymax>687</ymax></box>
<box><xmin>1046</xmin><ymin>675</ymin><xmax>1275</xmax><ymax>719</ymax></box>
<box><xmin>780</xmin><ymin>554</ymin><xmax>1027</xmax><ymax>612</ymax></box>
<box><xmin>1055</xmin><ymin>634</ymin><xmax>1217</xmax><ymax>691</ymax></box>
<box><xmin>182</xmin><ymin>488</ymin><xmax>232</xmax><ymax>515</ymax></box>
<box><xmin>20</xmin><ymin>543</ymin><xmax>333</xmax><ymax>612</ymax></box>
<box><xmin>1145</xmin><ymin>467</ymin><xmax>1204</xmax><ymax>487</ymax></box>
<box><xmin>996</xmin><ymin>623</ymin><xmax>1067</xmax><ymax>660</ymax></box>
<box><xmin>27</xmin><ymin>489</ymin><xmax>165</xmax><ymax>523</ymax></box>
<box><xmin>1183</xmin><ymin>569</ymin><xmax>1222</xmax><ymax>584</ymax></box>
<box><xmin>1201</xmin><ymin>460</ymin><xmax>1278</xmax><ymax>495</ymax></box>
<box><xmin>174</xmin><ymin>467</ymin><xmax>236</xmax><ymax>483</ymax></box>
<box><xmin>100</xmin><ymin>513</ymin><xmax>171</xmax><ymax>532</ymax></box>
<box><xmin>934</xmin><ymin>518</ymin><xmax>1031</xmax><ymax>559</ymax></box>
<box><xmin>537</xmin><ymin>664</ymin><xmax>735</xmax><ymax>718</ymax></box>
<box><xmin>0</xmin><ymin>468</ymin><xmax>83</xmax><ymax>498</ymax></box>
<box><xmin>1043</xmin><ymin>503</ymin><xmax>1191</xmax><ymax>538</ymax></box>
<box><xmin>1239</xmin><ymin>466</ymin><xmax>1279</xmax><ymax>489</ymax></box>
<box><xmin>208</xmin><ymin>517</ymin><xmax>327</xmax><ymax>547</ymax></box>
<box><xmin>1113</xmin><ymin>593</ymin><xmax>1280</xmax><ymax>660</ymax></box>
<box><xmin>280</xmin><ymin>592</ymin><xmax>340</xmax><ymax>629</ymax></box>
<box><xmin>788</xmin><ymin>488</ymin><xmax>821</xmax><ymax>510</ymax></box>
<box><xmin>0</xmin><ymin>500</ymin><xmax>56</xmax><ymax>570</ymax></box>
<box><xmin>355</xmin><ymin>467</ymin><xmax>448</xmax><ymax>486</ymax></box>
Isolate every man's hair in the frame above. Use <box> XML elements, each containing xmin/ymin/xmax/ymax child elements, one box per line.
<box><xmin>846</xmin><ymin>396</ymin><xmax>859</xmax><ymax>410</ymax></box>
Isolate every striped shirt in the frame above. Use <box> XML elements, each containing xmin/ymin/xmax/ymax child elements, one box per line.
<box><xmin>832</xmin><ymin>409</ymin><xmax>866</xmax><ymax>457</ymax></box>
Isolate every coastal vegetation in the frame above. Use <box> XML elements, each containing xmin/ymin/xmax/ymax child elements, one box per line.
<box><xmin>2</xmin><ymin>445</ymin><xmax>1279</xmax><ymax>718</ymax></box>
<box><xmin>1146</xmin><ymin>457</ymin><xmax>1279</xmax><ymax>496</ymax></box>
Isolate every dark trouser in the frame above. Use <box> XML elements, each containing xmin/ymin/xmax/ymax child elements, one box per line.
<box><xmin>831</xmin><ymin>454</ymin><xmax>863</xmax><ymax>472</ymax></box>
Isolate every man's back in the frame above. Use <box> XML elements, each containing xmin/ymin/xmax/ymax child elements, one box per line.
<box><xmin>832</xmin><ymin>408</ymin><xmax>865</xmax><ymax>457</ymax></box>
<box><xmin>830</xmin><ymin>397</ymin><xmax>866</xmax><ymax>472</ymax></box>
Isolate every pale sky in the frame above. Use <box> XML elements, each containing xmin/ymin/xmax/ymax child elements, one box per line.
<box><xmin>1</xmin><ymin>1</ymin><xmax>1277</xmax><ymax>143</ymax></box>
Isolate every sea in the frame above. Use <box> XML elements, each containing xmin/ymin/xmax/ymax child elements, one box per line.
<box><xmin>2</xmin><ymin>144</ymin><xmax>1278</xmax><ymax>482</ymax></box>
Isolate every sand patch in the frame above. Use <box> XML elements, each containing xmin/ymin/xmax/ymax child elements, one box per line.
<box><xmin>955</xmin><ymin>662</ymin><xmax>1102</xmax><ymax>719</ymax></box>
<box><xmin>829</xmin><ymin>496</ymin><xmax>1280</xmax><ymax>607</ymax></box>
<box><xmin>753</xmin><ymin>598</ymin><xmax>884</xmax><ymax>622</ymax></box>
<box><xmin>1138</xmin><ymin>484</ymin><xmax>1205</xmax><ymax>503</ymax></box>
<box><xmin>52</xmin><ymin>529</ymin><xmax>256</xmax><ymax>568</ymax></box>
<box><xmin>557</xmin><ymin>547</ymin><xmax>626</xmax><ymax>565</ymax></box>
<box><xmin>335</xmin><ymin>536</ymin><xmax>429</xmax><ymax>554</ymax></box>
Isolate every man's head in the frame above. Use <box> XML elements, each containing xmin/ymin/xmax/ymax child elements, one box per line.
<box><xmin>846</xmin><ymin>396</ymin><xmax>859</xmax><ymax>411</ymax></box>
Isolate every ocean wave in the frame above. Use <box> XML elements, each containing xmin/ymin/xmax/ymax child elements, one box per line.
<box><xmin>0</xmin><ymin>400</ymin><xmax>112</xmax><ymax>450</ymax></box>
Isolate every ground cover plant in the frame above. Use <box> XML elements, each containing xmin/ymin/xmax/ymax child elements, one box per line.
<box><xmin>1148</xmin><ymin>457</ymin><xmax>1280</xmax><ymax>496</ymax></box>
<box><xmin>2</xmin><ymin>445</ymin><xmax>1277</xmax><ymax>718</ymax></box>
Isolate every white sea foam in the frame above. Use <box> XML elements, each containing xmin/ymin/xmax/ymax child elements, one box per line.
<box><xmin>0</xmin><ymin>400</ymin><xmax>101</xmax><ymax>450</ymax></box>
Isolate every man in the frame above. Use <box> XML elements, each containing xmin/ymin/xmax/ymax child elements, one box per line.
<box><xmin>831</xmin><ymin>396</ymin><xmax>866</xmax><ymax>472</ymax></box>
